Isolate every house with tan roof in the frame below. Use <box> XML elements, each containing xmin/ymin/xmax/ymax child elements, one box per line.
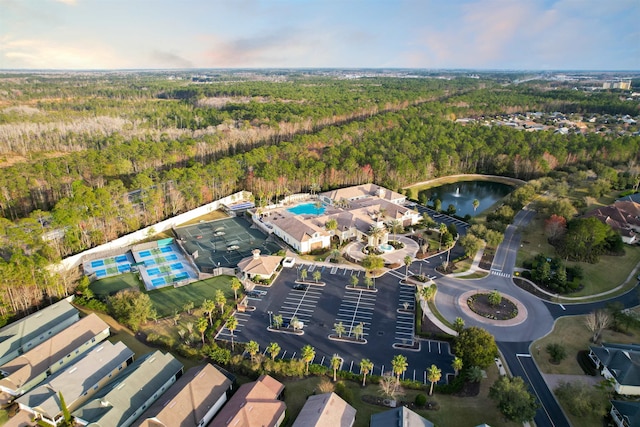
<box><xmin>237</xmin><ymin>250</ymin><xmax>284</xmax><ymax>282</ymax></box>
<box><xmin>292</xmin><ymin>392</ymin><xmax>356</xmax><ymax>427</ymax></box>
<box><xmin>0</xmin><ymin>313</ymin><xmax>110</xmax><ymax>397</ymax></box>
<box><xmin>0</xmin><ymin>298</ymin><xmax>79</xmax><ymax>366</ymax></box>
<box><xmin>16</xmin><ymin>341</ymin><xmax>134</xmax><ymax>426</ymax></box>
<box><xmin>584</xmin><ymin>200</ymin><xmax>640</xmax><ymax>244</ymax></box>
<box><xmin>209</xmin><ymin>374</ymin><xmax>285</xmax><ymax>427</ymax></box>
<box><xmin>269</xmin><ymin>215</ymin><xmax>330</xmax><ymax>253</ymax></box>
<box><xmin>135</xmin><ymin>363</ymin><xmax>233</xmax><ymax>427</ymax></box>
<box><xmin>319</xmin><ymin>183</ymin><xmax>405</xmax><ymax>205</ymax></box>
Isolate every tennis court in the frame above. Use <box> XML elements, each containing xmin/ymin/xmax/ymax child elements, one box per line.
<box><xmin>83</xmin><ymin>253</ymin><xmax>134</xmax><ymax>280</ymax></box>
<box><xmin>132</xmin><ymin>238</ymin><xmax>199</xmax><ymax>291</ymax></box>
<box><xmin>174</xmin><ymin>216</ymin><xmax>281</xmax><ymax>272</ymax></box>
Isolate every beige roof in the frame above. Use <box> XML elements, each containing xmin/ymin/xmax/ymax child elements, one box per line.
<box><xmin>320</xmin><ymin>183</ymin><xmax>404</xmax><ymax>203</ymax></box>
<box><xmin>271</xmin><ymin>216</ymin><xmax>328</xmax><ymax>242</ymax></box>
<box><xmin>0</xmin><ymin>313</ymin><xmax>109</xmax><ymax>392</ymax></box>
<box><xmin>237</xmin><ymin>254</ymin><xmax>283</xmax><ymax>277</ymax></box>
<box><xmin>292</xmin><ymin>392</ymin><xmax>356</xmax><ymax>427</ymax></box>
<box><xmin>209</xmin><ymin>375</ymin><xmax>285</xmax><ymax>427</ymax></box>
<box><xmin>135</xmin><ymin>364</ymin><xmax>232</xmax><ymax>427</ymax></box>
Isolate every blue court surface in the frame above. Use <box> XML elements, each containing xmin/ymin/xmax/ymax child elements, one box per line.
<box><xmin>151</xmin><ymin>277</ymin><xmax>167</xmax><ymax>287</ymax></box>
<box><xmin>166</xmin><ymin>254</ymin><xmax>178</xmax><ymax>261</ymax></box>
<box><xmin>117</xmin><ymin>264</ymin><xmax>131</xmax><ymax>272</ymax></box>
<box><xmin>91</xmin><ymin>260</ymin><xmax>104</xmax><ymax>268</ymax></box>
<box><xmin>147</xmin><ymin>267</ymin><xmax>161</xmax><ymax>276</ymax></box>
<box><xmin>95</xmin><ymin>269</ymin><xmax>107</xmax><ymax>278</ymax></box>
<box><xmin>160</xmin><ymin>246</ymin><xmax>172</xmax><ymax>253</ymax></box>
<box><xmin>144</xmin><ymin>259</ymin><xmax>156</xmax><ymax>266</ymax></box>
<box><xmin>139</xmin><ymin>250</ymin><xmax>152</xmax><ymax>258</ymax></box>
<box><xmin>170</xmin><ymin>263</ymin><xmax>183</xmax><ymax>270</ymax></box>
<box><xmin>173</xmin><ymin>272</ymin><xmax>189</xmax><ymax>281</ymax></box>
<box><xmin>115</xmin><ymin>255</ymin><xmax>128</xmax><ymax>263</ymax></box>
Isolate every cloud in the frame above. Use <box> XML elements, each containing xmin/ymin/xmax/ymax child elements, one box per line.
<box><xmin>148</xmin><ymin>51</ymin><xmax>194</xmax><ymax>69</ymax></box>
<box><xmin>53</xmin><ymin>0</ymin><xmax>78</xmax><ymax>5</ymax></box>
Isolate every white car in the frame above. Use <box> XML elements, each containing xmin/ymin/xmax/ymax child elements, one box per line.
<box><xmin>283</xmin><ymin>257</ymin><xmax>296</xmax><ymax>268</ymax></box>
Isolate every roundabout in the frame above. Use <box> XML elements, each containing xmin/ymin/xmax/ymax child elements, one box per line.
<box><xmin>458</xmin><ymin>290</ymin><xmax>528</xmax><ymax>327</ymax></box>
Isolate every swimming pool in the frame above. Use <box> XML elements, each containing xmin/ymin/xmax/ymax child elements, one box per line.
<box><xmin>287</xmin><ymin>202</ymin><xmax>326</xmax><ymax>216</ymax></box>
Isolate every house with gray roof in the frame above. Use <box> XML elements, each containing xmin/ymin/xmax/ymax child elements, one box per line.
<box><xmin>16</xmin><ymin>341</ymin><xmax>134</xmax><ymax>426</ymax></box>
<box><xmin>0</xmin><ymin>298</ymin><xmax>79</xmax><ymax>366</ymax></box>
<box><xmin>292</xmin><ymin>392</ymin><xmax>355</xmax><ymax>427</ymax></box>
<box><xmin>589</xmin><ymin>343</ymin><xmax>640</xmax><ymax>395</ymax></box>
<box><xmin>0</xmin><ymin>313</ymin><xmax>110</xmax><ymax>397</ymax></box>
<box><xmin>134</xmin><ymin>363</ymin><xmax>232</xmax><ymax>427</ymax></box>
<box><xmin>370</xmin><ymin>406</ymin><xmax>434</xmax><ymax>427</ymax></box>
<box><xmin>610</xmin><ymin>400</ymin><xmax>640</xmax><ymax>427</ymax></box>
<box><xmin>72</xmin><ymin>350</ymin><xmax>183</xmax><ymax>427</ymax></box>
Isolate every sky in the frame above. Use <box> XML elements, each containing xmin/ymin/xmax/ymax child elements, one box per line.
<box><xmin>0</xmin><ymin>0</ymin><xmax>638</xmax><ymax>71</ymax></box>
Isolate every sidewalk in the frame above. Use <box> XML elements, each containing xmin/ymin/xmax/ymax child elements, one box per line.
<box><xmin>447</xmin><ymin>244</ymin><xmax>486</xmax><ymax>278</ymax></box>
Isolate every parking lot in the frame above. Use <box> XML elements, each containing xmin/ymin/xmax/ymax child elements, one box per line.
<box><xmin>216</xmin><ymin>262</ymin><xmax>454</xmax><ymax>384</ymax></box>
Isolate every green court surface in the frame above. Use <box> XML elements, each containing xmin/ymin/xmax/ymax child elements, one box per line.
<box><xmin>146</xmin><ymin>276</ymin><xmax>234</xmax><ymax>318</ymax></box>
<box><xmin>106</xmin><ymin>267</ymin><xmax>118</xmax><ymax>275</ymax></box>
<box><xmin>104</xmin><ymin>258</ymin><xmax>116</xmax><ymax>265</ymax></box>
<box><xmin>90</xmin><ymin>273</ymin><xmax>142</xmax><ymax>298</ymax></box>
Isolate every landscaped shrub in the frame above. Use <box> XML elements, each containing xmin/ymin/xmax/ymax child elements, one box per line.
<box><xmin>415</xmin><ymin>393</ymin><xmax>427</xmax><ymax>406</ymax></box>
<box><xmin>546</xmin><ymin>343</ymin><xmax>567</xmax><ymax>364</ymax></box>
<box><xmin>334</xmin><ymin>382</ymin><xmax>354</xmax><ymax>405</ymax></box>
<box><xmin>308</xmin><ymin>364</ymin><xmax>329</xmax><ymax>376</ymax></box>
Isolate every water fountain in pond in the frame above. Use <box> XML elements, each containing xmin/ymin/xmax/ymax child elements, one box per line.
<box><xmin>453</xmin><ymin>187</ymin><xmax>461</xmax><ymax>197</ymax></box>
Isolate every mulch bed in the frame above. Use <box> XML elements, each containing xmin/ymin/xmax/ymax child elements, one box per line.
<box><xmin>421</xmin><ymin>312</ymin><xmax>446</xmax><ymax>335</ymax></box>
<box><xmin>478</xmin><ymin>250</ymin><xmax>494</xmax><ymax>270</ymax></box>
<box><xmin>361</xmin><ymin>394</ymin><xmax>440</xmax><ymax>411</ymax></box>
<box><xmin>467</xmin><ymin>293</ymin><xmax>517</xmax><ymax>320</ymax></box>
<box><xmin>453</xmin><ymin>380</ymin><xmax>481</xmax><ymax>397</ymax></box>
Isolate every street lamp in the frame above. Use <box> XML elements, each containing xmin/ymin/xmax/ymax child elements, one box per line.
<box><xmin>267</xmin><ymin>311</ymin><xmax>273</xmax><ymax>328</ymax></box>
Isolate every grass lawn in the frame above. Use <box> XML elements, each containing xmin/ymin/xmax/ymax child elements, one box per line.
<box><xmin>90</xmin><ymin>272</ymin><xmax>142</xmax><ymax>298</ymax></box>
<box><xmin>517</xmin><ymin>212</ymin><xmax>640</xmax><ymax>298</ymax></box>
<box><xmin>177</xmin><ymin>210</ymin><xmax>229</xmax><ymax>227</ymax></box>
<box><xmin>147</xmin><ymin>276</ymin><xmax>233</xmax><ymax>318</ymax></box>
<box><xmin>281</xmin><ymin>364</ymin><xmax>518</xmax><ymax>427</ymax></box>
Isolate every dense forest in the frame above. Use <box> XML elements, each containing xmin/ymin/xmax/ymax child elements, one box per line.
<box><xmin>0</xmin><ymin>71</ymin><xmax>638</xmax><ymax>317</ymax></box>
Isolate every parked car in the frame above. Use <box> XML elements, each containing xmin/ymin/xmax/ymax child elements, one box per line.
<box><xmin>292</xmin><ymin>283</ymin><xmax>308</xmax><ymax>291</ymax></box>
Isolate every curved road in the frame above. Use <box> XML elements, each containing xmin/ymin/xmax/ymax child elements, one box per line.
<box><xmin>419</xmin><ymin>206</ymin><xmax>638</xmax><ymax>427</ymax></box>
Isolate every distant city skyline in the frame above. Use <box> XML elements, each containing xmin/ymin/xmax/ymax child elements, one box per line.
<box><xmin>1</xmin><ymin>0</ymin><xmax>638</xmax><ymax>71</ymax></box>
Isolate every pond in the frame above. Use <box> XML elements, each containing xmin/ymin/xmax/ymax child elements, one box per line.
<box><xmin>423</xmin><ymin>180</ymin><xmax>513</xmax><ymax>217</ymax></box>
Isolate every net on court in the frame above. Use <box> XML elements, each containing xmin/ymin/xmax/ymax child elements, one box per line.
<box><xmin>174</xmin><ymin>216</ymin><xmax>281</xmax><ymax>271</ymax></box>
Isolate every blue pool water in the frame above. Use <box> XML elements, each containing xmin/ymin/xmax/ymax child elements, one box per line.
<box><xmin>160</xmin><ymin>246</ymin><xmax>172</xmax><ymax>253</ymax></box>
<box><xmin>139</xmin><ymin>250</ymin><xmax>151</xmax><ymax>258</ymax></box>
<box><xmin>166</xmin><ymin>254</ymin><xmax>178</xmax><ymax>261</ymax></box>
<box><xmin>147</xmin><ymin>267</ymin><xmax>160</xmax><ymax>276</ymax></box>
<box><xmin>95</xmin><ymin>269</ymin><xmax>107</xmax><ymax>278</ymax></box>
<box><xmin>91</xmin><ymin>260</ymin><xmax>104</xmax><ymax>268</ymax></box>
<box><xmin>170</xmin><ymin>263</ymin><xmax>183</xmax><ymax>270</ymax></box>
<box><xmin>287</xmin><ymin>202</ymin><xmax>326</xmax><ymax>216</ymax></box>
<box><xmin>151</xmin><ymin>277</ymin><xmax>166</xmax><ymax>287</ymax></box>
<box><xmin>115</xmin><ymin>255</ymin><xmax>128</xmax><ymax>263</ymax></box>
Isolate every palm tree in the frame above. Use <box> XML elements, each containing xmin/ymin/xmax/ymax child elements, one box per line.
<box><xmin>325</xmin><ymin>218</ymin><xmax>338</xmax><ymax>232</ymax></box>
<box><xmin>300</xmin><ymin>345</ymin><xmax>316</xmax><ymax>375</ymax></box>
<box><xmin>267</xmin><ymin>342</ymin><xmax>281</xmax><ymax>360</ymax></box>
<box><xmin>196</xmin><ymin>317</ymin><xmax>208</xmax><ymax>345</ymax></box>
<box><xmin>389</xmin><ymin>219</ymin><xmax>402</xmax><ymax>243</ymax></box>
<box><xmin>420</xmin><ymin>284</ymin><xmax>437</xmax><ymax>302</ymax></box>
<box><xmin>300</xmin><ymin>268</ymin><xmax>308</xmax><ymax>282</ymax></box>
<box><xmin>391</xmin><ymin>354</ymin><xmax>408</xmax><ymax>385</ymax></box>
<box><xmin>364</xmin><ymin>276</ymin><xmax>373</xmax><ymax>290</ymax></box>
<box><xmin>350</xmin><ymin>274</ymin><xmax>359</xmax><ymax>288</ymax></box>
<box><xmin>353</xmin><ymin>322</ymin><xmax>364</xmax><ymax>340</ymax></box>
<box><xmin>313</xmin><ymin>270</ymin><xmax>321</xmax><ymax>283</ymax></box>
<box><xmin>360</xmin><ymin>358</ymin><xmax>374</xmax><ymax>386</ymax></box>
<box><xmin>309</xmin><ymin>182</ymin><xmax>320</xmax><ymax>196</ymax></box>
<box><xmin>215</xmin><ymin>289</ymin><xmax>226</xmax><ymax>314</ymax></box>
<box><xmin>403</xmin><ymin>255</ymin><xmax>412</xmax><ymax>280</ymax></box>
<box><xmin>331</xmin><ymin>354</ymin><xmax>342</xmax><ymax>382</ymax></box>
<box><xmin>226</xmin><ymin>315</ymin><xmax>238</xmax><ymax>350</ymax></box>
<box><xmin>453</xmin><ymin>317</ymin><xmax>465</xmax><ymax>333</ymax></box>
<box><xmin>273</xmin><ymin>314</ymin><xmax>283</xmax><ymax>329</ymax></box>
<box><xmin>330</xmin><ymin>248</ymin><xmax>341</xmax><ymax>261</ymax></box>
<box><xmin>369</xmin><ymin>225</ymin><xmax>385</xmax><ymax>247</ymax></box>
<box><xmin>467</xmin><ymin>365</ymin><xmax>483</xmax><ymax>383</ymax></box>
<box><xmin>231</xmin><ymin>277</ymin><xmax>242</xmax><ymax>301</ymax></box>
<box><xmin>427</xmin><ymin>364</ymin><xmax>442</xmax><ymax>395</ymax></box>
<box><xmin>202</xmin><ymin>298</ymin><xmax>216</xmax><ymax>325</ymax></box>
<box><xmin>183</xmin><ymin>301</ymin><xmax>194</xmax><ymax>315</ymax></box>
<box><xmin>334</xmin><ymin>321</ymin><xmax>345</xmax><ymax>338</ymax></box>
<box><xmin>438</xmin><ymin>223</ymin><xmax>447</xmax><ymax>250</ymax></box>
<box><xmin>246</xmin><ymin>340</ymin><xmax>259</xmax><ymax>362</ymax></box>
<box><xmin>173</xmin><ymin>310</ymin><xmax>181</xmax><ymax>326</ymax></box>
<box><xmin>452</xmin><ymin>357</ymin><xmax>463</xmax><ymax>377</ymax></box>
<box><xmin>473</xmin><ymin>198</ymin><xmax>480</xmax><ymax>212</ymax></box>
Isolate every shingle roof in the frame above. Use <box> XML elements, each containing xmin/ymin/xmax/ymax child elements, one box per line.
<box><xmin>590</xmin><ymin>343</ymin><xmax>640</xmax><ymax>387</ymax></box>
<box><xmin>135</xmin><ymin>364</ymin><xmax>232</xmax><ymax>427</ymax></box>
<box><xmin>370</xmin><ymin>406</ymin><xmax>434</xmax><ymax>427</ymax></box>
<box><xmin>237</xmin><ymin>252</ymin><xmax>283</xmax><ymax>277</ymax></box>
<box><xmin>0</xmin><ymin>313</ymin><xmax>109</xmax><ymax>393</ymax></box>
<box><xmin>291</xmin><ymin>392</ymin><xmax>356</xmax><ymax>427</ymax></box>
<box><xmin>16</xmin><ymin>341</ymin><xmax>134</xmax><ymax>420</ymax></box>
<box><xmin>72</xmin><ymin>351</ymin><xmax>183</xmax><ymax>427</ymax></box>
<box><xmin>209</xmin><ymin>375</ymin><xmax>285</xmax><ymax>427</ymax></box>
<box><xmin>320</xmin><ymin>184</ymin><xmax>404</xmax><ymax>203</ymax></box>
<box><xmin>271</xmin><ymin>216</ymin><xmax>328</xmax><ymax>242</ymax></box>
<box><xmin>611</xmin><ymin>400</ymin><xmax>640</xmax><ymax>426</ymax></box>
<box><xmin>0</xmin><ymin>299</ymin><xmax>78</xmax><ymax>366</ymax></box>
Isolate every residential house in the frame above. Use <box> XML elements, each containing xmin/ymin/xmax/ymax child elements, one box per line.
<box><xmin>0</xmin><ymin>298</ymin><xmax>79</xmax><ymax>366</ymax></box>
<box><xmin>584</xmin><ymin>201</ymin><xmax>640</xmax><ymax>244</ymax></box>
<box><xmin>0</xmin><ymin>313</ymin><xmax>110</xmax><ymax>397</ymax></box>
<box><xmin>610</xmin><ymin>400</ymin><xmax>640</xmax><ymax>427</ymax></box>
<box><xmin>135</xmin><ymin>364</ymin><xmax>233</xmax><ymax>427</ymax></box>
<box><xmin>209</xmin><ymin>374</ymin><xmax>285</xmax><ymax>427</ymax></box>
<box><xmin>72</xmin><ymin>350</ymin><xmax>183</xmax><ymax>427</ymax></box>
<box><xmin>291</xmin><ymin>392</ymin><xmax>356</xmax><ymax>427</ymax></box>
<box><xmin>370</xmin><ymin>406</ymin><xmax>434</xmax><ymax>427</ymax></box>
<box><xmin>16</xmin><ymin>341</ymin><xmax>134</xmax><ymax>426</ymax></box>
<box><xmin>589</xmin><ymin>343</ymin><xmax>640</xmax><ymax>395</ymax></box>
